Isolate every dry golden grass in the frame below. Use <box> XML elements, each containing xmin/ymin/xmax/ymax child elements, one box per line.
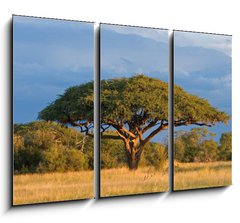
<box><xmin>14</xmin><ymin>162</ymin><xmax>230</xmax><ymax>204</ymax></box>
<box><xmin>13</xmin><ymin>171</ymin><xmax>94</xmax><ymax>205</ymax></box>
<box><xmin>100</xmin><ymin>167</ymin><xmax>168</xmax><ymax>197</ymax></box>
<box><xmin>174</xmin><ymin>161</ymin><xmax>232</xmax><ymax>191</ymax></box>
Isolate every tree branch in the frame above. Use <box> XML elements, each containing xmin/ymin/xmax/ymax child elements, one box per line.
<box><xmin>70</xmin><ymin>120</ymin><xmax>90</xmax><ymax>128</ymax></box>
<box><xmin>105</xmin><ymin>119</ymin><xmax>137</xmax><ymax>139</ymax></box>
<box><xmin>190</xmin><ymin>122</ymin><xmax>212</xmax><ymax>127</ymax></box>
<box><xmin>136</xmin><ymin>128</ymin><xmax>143</xmax><ymax>142</ymax></box>
<box><xmin>101</xmin><ymin>125</ymin><xmax>111</xmax><ymax>132</ymax></box>
<box><xmin>142</xmin><ymin>123</ymin><xmax>168</xmax><ymax>146</ymax></box>
<box><xmin>142</xmin><ymin>120</ymin><xmax>158</xmax><ymax>134</ymax></box>
<box><xmin>116</xmin><ymin>130</ymin><xmax>128</xmax><ymax>141</ymax></box>
<box><xmin>174</xmin><ymin>120</ymin><xmax>212</xmax><ymax>127</ymax></box>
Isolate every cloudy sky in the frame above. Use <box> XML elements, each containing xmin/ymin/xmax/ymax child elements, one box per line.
<box><xmin>13</xmin><ymin>16</ymin><xmax>94</xmax><ymax>123</ymax></box>
<box><xmin>101</xmin><ymin>24</ymin><xmax>169</xmax><ymax>143</ymax></box>
<box><xmin>101</xmin><ymin>24</ymin><xmax>169</xmax><ymax>82</ymax></box>
<box><xmin>174</xmin><ymin>31</ymin><xmax>232</xmax><ymax>142</ymax></box>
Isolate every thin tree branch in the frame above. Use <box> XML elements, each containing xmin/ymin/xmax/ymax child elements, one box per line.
<box><xmin>142</xmin><ymin>119</ymin><xmax>158</xmax><ymax>134</ymax></box>
<box><xmin>174</xmin><ymin>120</ymin><xmax>212</xmax><ymax>127</ymax></box>
<box><xmin>105</xmin><ymin>119</ymin><xmax>137</xmax><ymax>139</ymax></box>
<box><xmin>101</xmin><ymin>125</ymin><xmax>111</xmax><ymax>132</ymax></box>
<box><xmin>142</xmin><ymin>123</ymin><xmax>168</xmax><ymax>146</ymax></box>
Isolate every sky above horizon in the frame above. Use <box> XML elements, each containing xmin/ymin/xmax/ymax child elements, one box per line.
<box><xmin>174</xmin><ymin>31</ymin><xmax>232</xmax><ymax>142</ymax></box>
<box><xmin>101</xmin><ymin>24</ymin><xmax>169</xmax><ymax>83</ymax></box>
<box><xmin>13</xmin><ymin>16</ymin><xmax>94</xmax><ymax>124</ymax></box>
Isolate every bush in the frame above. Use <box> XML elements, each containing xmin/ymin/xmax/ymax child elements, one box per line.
<box><xmin>174</xmin><ymin>128</ymin><xmax>232</xmax><ymax>162</ymax></box>
<box><xmin>141</xmin><ymin>143</ymin><xmax>168</xmax><ymax>170</ymax></box>
<box><xmin>101</xmin><ymin>137</ymin><xmax>127</xmax><ymax>169</ymax></box>
<box><xmin>218</xmin><ymin>132</ymin><xmax>232</xmax><ymax>161</ymax></box>
<box><xmin>37</xmin><ymin>145</ymin><xmax>89</xmax><ymax>173</ymax></box>
<box><xmin>13</xmin><ymin>121</ymin><xmax>93</xmax><ymax>174</ymax></box>
<box><xmin>14</xmin><ymin>146</ymin><xmax>43</xmax><ymax>174</ymax></box>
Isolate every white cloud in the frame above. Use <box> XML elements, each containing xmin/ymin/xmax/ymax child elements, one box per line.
<box><xmin>174</xmin><ymin>31</ymin><xmax>232</xmax><ymax>56</ymax></box>
<box><xmin>102</xmin><ymin>24</ymin><xmax>168</xmax><ymax>43</ymax></box>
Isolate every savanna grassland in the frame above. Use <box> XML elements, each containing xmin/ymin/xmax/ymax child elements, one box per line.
<box><xmin>100</xmin><ymin>167</ymin><xmax>168</xmax><ymax>197</ymax></box>
<box><xmin>13</xmin><ymin>171</ymin><xmax>93</xmax><ymax>205</ymax></box>
<box><xmin>174</xmin><ymin>161</ymin><xmax>232</xmax><ymax>191</ymax></box>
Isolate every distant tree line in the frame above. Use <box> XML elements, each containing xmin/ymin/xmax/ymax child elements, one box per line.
<box><xmin>14</xmin><ymin>122</ymin><xmax>231</xmax><ymax>174</ymax></box>
<box><xmin>174</xmin><ymin>128</ymin><xmax>232</xmax><ymax>162</ymax></box>
<box><xmin>13</xmin><ymin>121</ymin><xmax>168</xmax><ymax>174</ymax></box>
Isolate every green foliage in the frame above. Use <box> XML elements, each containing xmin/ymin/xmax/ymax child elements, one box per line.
<box><xmin>218</xmin><ymin>132</ymin><xmax>232</xmax><ymax>161</ymax></box>
<box><xmin>13</xmin><ymin>121</ymin><xmax>93</xmax><ymax>174</ymax></box>
<box><xmin>101</xmin><ymin>74</ymin><xmax>168</xmax><ymax>123</ymax></box>
<box><xmin>38</xmin><ymin>82</ymin><xmax>94</xmax><ymax>124</ymax></box>
<box><xmin>140</xmin><ymin>143</ymin><xmax>168</xmax><ymax>170</ymax></box>
<box><xmin>101</xmin><ymin>135</ymin><xmax>127</xmax><ymax>169</ymax></box>
<box><xmin>174</xmin><ymin>85</ymin><xmax>230</xmax><ymax>126</ymax></box>
<box><xmin>174</xmin><ymin>128</ymin><xmax>232</xmax><ymax>162</ymax></box>
<box><xmin>174</xmin><ymin>136</ymin><xmax>185</xmax><ymax>162</ymax></box>
<box><xmin>39</xmin><ymin>74</ymin><xmax>228</xmax><ymax>128</ymax></box>
<box><xmin>14</xmin><ymin>146</ymin><xmax>43</xmax><ymax>173</ymax></box>
<box><xmin>38</xmin><ymin>145</ymin><xmax>88</xmax><ymax>173</ymax></box>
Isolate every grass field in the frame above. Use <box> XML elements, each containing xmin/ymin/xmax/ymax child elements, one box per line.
<box><xmin>100</xmin><ymin>167</ymin><xmax>168</xmax><ymax>197</ymax></box>
<box><xmin>14</xmin><ymin>161</ymin><xmax>231</xmax><ymax>204</ymax></box>
<box><xmin>174</xmin><ymin>161</ymin><xmax>232</xmax><ymax>191</ymax></box>
<box><xmin>13</xmin><ymin>171</ymin><xmax>94</xmax><ymax>205</ymax></box>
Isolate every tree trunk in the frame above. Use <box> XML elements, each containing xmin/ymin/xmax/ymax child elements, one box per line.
<box><xmin>125</xmin><ymin>144</ymin><xmax>143</xmax><ymax>170</ymax></box>
<box><xmin>122</xmin><ymin>137</ymin><xmax>145</xmax><ymax>170</ymax></box>
<box><xmin>128</xmin><ymin>154</ymin><xmax>140</xmax><ymax>170</ymax></box>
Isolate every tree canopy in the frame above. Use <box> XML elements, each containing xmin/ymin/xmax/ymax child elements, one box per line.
<box><xmin>39</xmin><ymin>81</ymin><xmax>94</xmax><ymax>136</ymax></box>
<box><xmin>174</xmin><ymin>85</ymin><xmax>229</xmax><ymax>127</ymax></box>
<box><xmin>39</xmin><ymin>74</ymin><xmax>230</xmax><ymax>169</ymax></box>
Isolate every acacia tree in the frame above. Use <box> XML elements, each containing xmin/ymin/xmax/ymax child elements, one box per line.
<box><xmin>39</xmin><ymin>74</ymin><xmax>230</xmax><ymax>170</ymax></box>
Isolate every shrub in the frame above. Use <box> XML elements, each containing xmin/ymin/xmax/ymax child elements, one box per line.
<box><xmin>141</xmin><ymin>143</ymin><xmax>168</xmax><ymax>170</ymax></box>
<box><xmin>174</xmin><ymin>128</ymin><xmax>232</xmax><ymax>162</ymax></box>
<box><xmin>101</xmin><ymin>137</ymin><xmax>127</xmax><ymax>169</ymax></box>
<box><xmin>14</xmin><ymin>146</ymin><xmax>43</xmax><ymax>174</ymax></box>
<box><xmin>13</xmin><ymin>121</ymin><xmax>93</xmax><ymax>173</ymax></box>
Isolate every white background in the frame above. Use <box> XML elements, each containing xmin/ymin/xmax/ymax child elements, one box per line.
<box><xmin>1</xmin><ymin>0</ymin><xmax>240</xmax><ymax>222</ymax></box>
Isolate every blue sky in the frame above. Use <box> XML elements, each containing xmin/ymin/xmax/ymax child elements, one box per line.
<box><xmin>101</xmin><ymin>25</ymin><xmax>169</xmax><ymax>82</ymax></box>
<box><xmin>100</xmin><ymin>24</ymin><xmax>169</xmax><ymax>143</ymax></box>
<box><xmin>174</xmin><ymin>31</ymin><xmax>232</xmax><ymax>142</ymax></box>
<box><xmin>13</xmin><ymin>16</ymin><xmax>94</xmax><ymax>123</ymax></box>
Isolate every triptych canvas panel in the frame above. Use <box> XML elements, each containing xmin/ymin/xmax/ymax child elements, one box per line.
<box><xmin>173</xmin><ymin>31</ymin><xmax>232</xmax><ymax>191</ymax></box>
<box><xmin>13</xmin><ymin>16</ymin><xmax>94</xmax><ymax>205</ymax></box>
<box><xmin>12</xmin><ymin>15</ymin><xmax>232</xmax><ymax>205</ymax></box>
<box><xmin>100</xmin><ymin>24</ymin><xmax>169</xmax><ymax>197</ymax></box>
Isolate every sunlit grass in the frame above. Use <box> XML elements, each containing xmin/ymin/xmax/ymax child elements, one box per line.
<box><xmin>14</xmin><ymin>161</ymin><xmax>231</xmax><ymax>204</ymax></box>
<box><xmin>13</xmin><ymin>171</ymin><xmax>94</xmax><ymax>205</ymax></box>
<box><xmin>174</xmin><ymin>161</ymin><xmax>232</xmax><ymax>191</ymax></box>
<box><xmin>100</xmin><ymin>167</ymin><xmax>168</xmax><ymax>197</ymax></box>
